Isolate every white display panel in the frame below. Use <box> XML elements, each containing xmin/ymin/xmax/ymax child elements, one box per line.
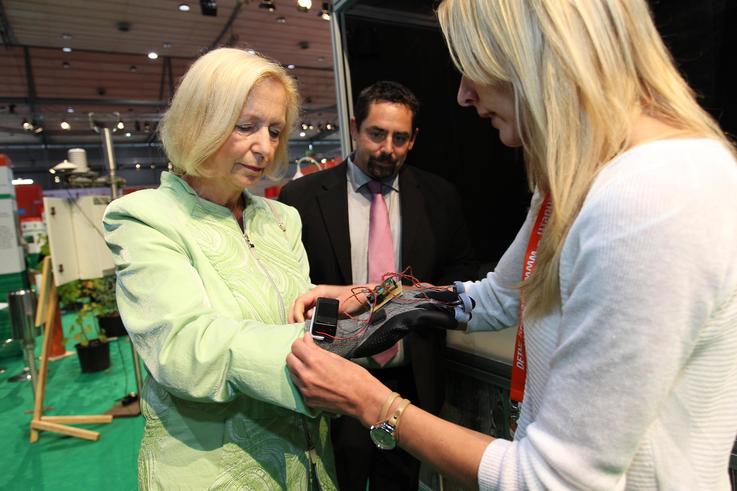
<box><xmin>0</xmin><ymin>166</ymin><xmax>24</xmax><ymax>275</ymax></box>
<box><xmin>44</xmin><ymin>196</ymin><xmax>115</xmax><ymax>286</ymax></box>
<box><xmin>446</xmin><ymin>326</ymin><xmax>517</xmax><ymax>365</ymax></box>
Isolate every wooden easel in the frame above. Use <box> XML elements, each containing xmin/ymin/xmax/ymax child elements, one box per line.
<box><xmin>29</xmin><ymin>256</ymin><xmax>113</xmax><ymax>442</ymax></box>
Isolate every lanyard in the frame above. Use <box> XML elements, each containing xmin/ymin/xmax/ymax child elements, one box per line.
<box><xmin>510</xmin><ymin>194</ymin><xmax>552</xmax><ymax>402</ymax></box>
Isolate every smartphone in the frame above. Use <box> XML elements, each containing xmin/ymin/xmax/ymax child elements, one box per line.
<box><xmin>309</xmin><ymin>297</ymin><xmax>339</xmax><ymax>342</ymax></box>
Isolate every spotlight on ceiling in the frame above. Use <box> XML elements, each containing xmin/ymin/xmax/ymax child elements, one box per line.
<box><xmin>148</xmin><ymin>52</ymin><xmax>159</xmax><ymax>60</ymax></box>
<box><xmin>22</xmin><ymin>119</ymin><xmax>33</xmax><ymax>130</ymax></box>
<box><xmin>287</xmin><ymin>64</ymin><xmax>295</xmax><ymax>70</ymax></box>
<box><xmin>178</xmin><ymin>3</ymin><xmax>190</xmax><ymax>11</ymax></box>
<box><xmin>296</xmin><ymin>0</ymin><xmax>312</xmax><ymax>13</ymax></box>
<box><xmin>200</xmin><ymin>0</ymin><xmax>217</xmax><ymax>16</ymax></box>
<box><xmin>318</xmin><ymin>2</ymin><xmax>330</xmax><ymax>20</ymax></box>
<box><xmin>67</xmin><ymin>106</ymin><xmax>75</xmax><ymax>113</ymax></box>
<box><xmin>259</xmin><ymin>0</ymin><xmax>276</xmax><ymax>12</ymax></box>
<box><xmin>117</xmin><ymin>121</ymin><xmax>125</xmax><ymax>130</ymax></box>
<box><xmin>62</xmin><ymin>47</ymin><xmax>72</xmax><ymax>53</ymax></box>
<box><xmin>276</xmin><ymin>16</ymin><xmax>286</xmax><ymax>23</ymax></box>
<box><xmin>60</xmin><ymin>120</ymin><xmax>71</xmax><ymax>130</ymax></box>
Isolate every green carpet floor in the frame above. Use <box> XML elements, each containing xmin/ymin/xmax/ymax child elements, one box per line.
<box><xmin>0</xmin><ymin>314</ymin><xmax>143</xmax><ymax>490</ymax></box>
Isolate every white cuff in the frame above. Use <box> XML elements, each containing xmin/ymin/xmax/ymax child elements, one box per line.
<box><xmin>478</xmin><ymin>438</ymin><xmax>514</xmax><ymax>490</ymax></box>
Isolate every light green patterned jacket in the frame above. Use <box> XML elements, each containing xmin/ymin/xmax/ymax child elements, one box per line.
<box><xmin>103</xmin><ymin>172</ymin><xmax>337</xmax><ymax>490</ymax></box>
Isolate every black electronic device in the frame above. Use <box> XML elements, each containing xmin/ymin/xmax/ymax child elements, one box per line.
<box><xmin>310</xmin><ymin>297</ymin><xmax>339</xmax><ymax>342</ymax></box>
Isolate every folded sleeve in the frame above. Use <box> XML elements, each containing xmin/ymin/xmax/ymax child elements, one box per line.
<box><xmin>103</xmin><ymin>197</ymin><xmax>317</xmax><ymax>416</ymax></box>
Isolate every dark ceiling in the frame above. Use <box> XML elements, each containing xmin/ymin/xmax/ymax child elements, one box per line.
<box><xmin>0</xmin><ymin>0</ymin><xmax>341</xmax><ymax>187</ymax></box>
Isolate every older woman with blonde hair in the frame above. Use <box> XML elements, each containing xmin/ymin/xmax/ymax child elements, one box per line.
<box><xmin>104</xmin><ymin>48</ymin><xmax>338</xmax><ymax>490</ymax></box>
<box><xmin>287</xmin><ymin>1</ymin><xmax>737</xmax><ymax>489</ymax></box>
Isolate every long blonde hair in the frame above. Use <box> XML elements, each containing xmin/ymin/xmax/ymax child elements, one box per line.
<box><xmin>438</xmin><ymin>0</ymin><xmax>734</xmax><ymax>316</ymax></box>
<box><xmin>159</xmin><ymin>48</ymin><xmax>299</xmax><ymax>179</ymax></box>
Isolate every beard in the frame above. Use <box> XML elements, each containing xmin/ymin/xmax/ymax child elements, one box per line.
<box><xmin>366</xmin><ymin>153</ymin><xmax>400</xmax><ymax>180</ymax></box>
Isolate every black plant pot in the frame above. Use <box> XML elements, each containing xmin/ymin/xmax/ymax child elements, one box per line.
<box><xmin>98</xmin><ymin>315</ymin><xmax>127</xmax><ymax>338</ymax></box>
<box><xmin>75</xmin><ymin>339</ymin><xmax>111</xmax><ymax>373</ymax></box>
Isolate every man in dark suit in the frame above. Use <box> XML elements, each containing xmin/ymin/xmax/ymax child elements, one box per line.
<box><xmin>279</xmin><ymin>81</ymin><xmax>477</xmax><ymax>491</ymax></box>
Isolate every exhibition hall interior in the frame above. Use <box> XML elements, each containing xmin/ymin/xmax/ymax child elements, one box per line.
<box><xmin>0</xmin><ymin>0</ymin><xmax>735</xmax><ymax>489</ymax></box>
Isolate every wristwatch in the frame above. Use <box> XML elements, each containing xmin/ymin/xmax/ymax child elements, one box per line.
<box><xmin>369</xmin><ymin>398</ymin><xmax>411</xmax><ymax>450</ymax></box>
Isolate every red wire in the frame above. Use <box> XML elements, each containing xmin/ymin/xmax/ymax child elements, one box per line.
<box><xmin>315</xmin><ymin>271</ymin><xmax>458</xmax><ymax>342</ymax></box>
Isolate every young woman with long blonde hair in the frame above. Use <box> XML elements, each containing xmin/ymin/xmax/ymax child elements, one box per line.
<box><xmin>287</xmin><ymin>1</ymin><xmax>737</xmax><ymax>489</ymax></box>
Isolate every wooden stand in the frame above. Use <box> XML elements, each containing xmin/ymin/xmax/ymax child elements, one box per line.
<box><xmin>30</xmin><ymin>257</ymin><xmax>113</xmax><ymax>443</ymax></box>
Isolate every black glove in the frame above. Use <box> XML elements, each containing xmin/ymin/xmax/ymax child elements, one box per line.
<box><xmin>308</xmin><ymin>281</ymin><xmax>474</xmax><ymax>359</ymax></box>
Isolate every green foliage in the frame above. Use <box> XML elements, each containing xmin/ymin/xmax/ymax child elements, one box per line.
<box><xmin>58</xmin><ymin>275</ymin><xmax>117</xmax><ymax>347</ymax></box>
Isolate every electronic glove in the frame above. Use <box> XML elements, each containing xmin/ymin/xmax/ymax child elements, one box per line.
<box><xmin>307</xmin><ymin>281</ymin><xmax>474</xmax><ymax>359</ymax></box>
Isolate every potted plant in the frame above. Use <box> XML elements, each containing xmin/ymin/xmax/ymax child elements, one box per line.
<box><xmin>57</xmin><ymin>276</ymin><xmax>120</xmax><ymax>373</ymax></box>
<box><xmin>88</xmin><ymin>275</ymin><xmax>128</xmax><ymax>338</ymax></box>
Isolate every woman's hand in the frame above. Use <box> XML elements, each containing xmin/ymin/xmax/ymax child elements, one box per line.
<box><xmin>287</xmin><ymin>333</ymin><xmax>391</xmax><ymax>427</ymax></box>
<box><xmin>289</xmin><ymin>284</ymin><xmax>374</xmax><ymax>322</ymax></box>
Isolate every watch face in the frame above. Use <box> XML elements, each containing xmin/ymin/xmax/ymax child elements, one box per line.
<box><xmin>370</xmin><ymin>422</ymin><xmax>397</xmax><ymax>450</ymax></box>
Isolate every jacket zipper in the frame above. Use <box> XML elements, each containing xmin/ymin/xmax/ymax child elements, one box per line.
<box><xmin>242</xmin><ymin>229</ymin><xmax>287</xmax><ymax>324</ymax></box>
<box><xmin>241</xmin><ymin>221</ymin><xmax>321</xmax><ymax>489</ymax></box>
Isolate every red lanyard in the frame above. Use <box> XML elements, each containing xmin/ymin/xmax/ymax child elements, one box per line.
<box><xmin>510</xmin><ymin>194</ymin><xmax>552</xmax><ymax>402</ymax></box>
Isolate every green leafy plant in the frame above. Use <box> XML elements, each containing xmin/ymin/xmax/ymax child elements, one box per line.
<box><xmin>57</xmin><ymin>275</ymin><xmax>117</xmax><ymax>346</ymax></box>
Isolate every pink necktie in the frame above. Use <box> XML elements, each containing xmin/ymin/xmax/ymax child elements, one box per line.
<box><xmin>367</xmin><ymin>180</ymin><xmax>399</xmax><ymax>367</ymax></box>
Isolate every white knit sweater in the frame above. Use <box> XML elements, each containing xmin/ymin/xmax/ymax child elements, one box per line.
<box><xmin>464</xmin><ymin>139</ymin><xmax>737</xmax><ymax>490</ymax></box>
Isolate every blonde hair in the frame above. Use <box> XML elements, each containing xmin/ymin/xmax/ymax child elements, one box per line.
<box><xmin>159</xmin><ymin>47</ymin><xmax>299</xmax><ymax>179</ymax></box>
<box><xmin>438</xmin><ymin>0</ymin><xmax>735</xmax><ymax>316</ymax></box>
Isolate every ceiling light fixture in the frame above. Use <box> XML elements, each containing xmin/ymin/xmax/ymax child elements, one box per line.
<box><xmin>259</xmin><ymin>0</ymin><xmax>276</xmax><ymax>12</ymax></box>
<box><xmin>22</xmin><ymin>119</ymin><xmax>32</xmax><ymax>130</ymax></box>
<box><xmin>247</xmin><ymin>48</ymin><xmax>256</xmax><ymax>55</ymax></box>
<box><xmin>178</xmin><ymin>3</ymin><xmax>190</xmax><ymax>11</ymax></box>
<box><xmin>147</xmin><ymin>52</ymin><xmax>159</xmax><ymax>60</ymax></box>
<box><xmin>60</xmin><ymin>120</ymin><xmax>71</xmax><ymax>130</ymax></box>
<box><xmin>163</xmin><ymin>42</ymin><xmax>172</xmax><ymax>49</ymax></box>
<box><xmin>287</xmin><ymin>64</ymin><xmax>295</xmax><ymax>69</ymax></box>
<box><xmin>61</xmin><ymin>33</ymin><xmax>72</xmax><ymax>40</ymax></box>
<box><xmin>318</xmin><ymin>2</ymin><xmax>330</xmax><ymax>20</ymax></box>
<box><xmin>276</xmin><ymin>16</ymin><xmax>286</xmax><ymax>23</ymax></box>
<box><xmin>62</xmin><ymin>47</ymin><xmax>72</xmax><ymax>53</ymax></box>
<box><xmin>299</xmin><ymin>131</ymin><xmax>306</xmax><ymax>137</ymax></box>
<box><xmin>12</xmin><ymin>178</ymin><xmax>34</xmax><ymax>185</ymax></box>
<box><xmin>117</xmin><ymin>121</ymin><xmax>125</xmax><ymax>130</ymax></box>
<box><xmin>67</xmin><ymin>106</ymin><xmax>75</xmax><ymax>113</ymax></box>
<box><xmin>125</xmin><ymin>132</ymin><xmax>132</xmax><ymax>137</ymax></box>
<box><xmin>200</xmin><ymin>0</ymin><xmax>217</xmax><ymax>16</ymax></box>
<box><xmin>296</xmin><ymin>0</ymin><xmax>312</xmax><ymax>12</ymax></box>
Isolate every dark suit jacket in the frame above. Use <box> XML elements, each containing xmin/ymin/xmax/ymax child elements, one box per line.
<box><xmin>279</xmin><ymin>162</ymin><xmax>478</xmax><ymax>413</ymax></box>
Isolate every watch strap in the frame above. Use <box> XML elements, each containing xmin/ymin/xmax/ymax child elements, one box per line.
<box><xmin>378</xmin><ymin>391</ymin><xmax>400</xmax><ymax>423</ymax></box>
<box><xmin>387</xmin><ymin>398</ymin><xmax>411</xmax><ymax>442</ymax></box>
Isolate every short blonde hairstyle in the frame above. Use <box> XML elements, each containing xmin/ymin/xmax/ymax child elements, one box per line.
<box><xmin>159</xmin><ymin>47</ymin><xmax>299</xmax><ymax>179</ymax></box>
<box><xmin>438</xmin><ymin>0</ymin><xmax>735</xmax><ymax>315</ymax></box>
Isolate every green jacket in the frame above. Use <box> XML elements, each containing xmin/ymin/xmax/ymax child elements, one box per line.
<box><xmin>103</xmin><ymin>172</ymin><xmax>337</xmax><ymax>490</ymax></box>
